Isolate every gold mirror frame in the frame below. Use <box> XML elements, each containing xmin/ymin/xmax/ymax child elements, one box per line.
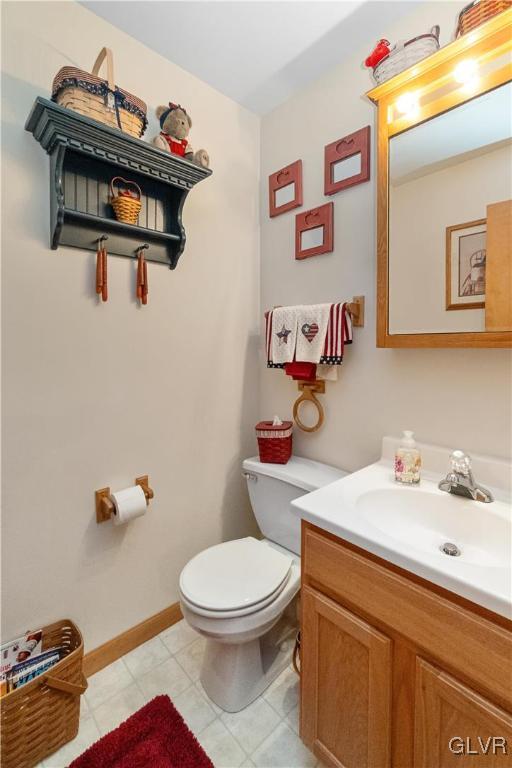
<box><xmin>368</xmin><ymin>9</ymin><xmax>512</xmax><ymax>348</ymax></box>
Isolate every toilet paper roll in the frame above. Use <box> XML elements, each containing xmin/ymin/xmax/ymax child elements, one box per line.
<box><xmin>111</xmin><ymin>485</ymin><xmax>147</xmax><ymax>526</ymax></box>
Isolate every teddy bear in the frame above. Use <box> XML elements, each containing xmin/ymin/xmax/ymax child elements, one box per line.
<box><xmin>153</xmin><ymin>103</ymin><xmax>210</xmax><ymax>168</ymax></box>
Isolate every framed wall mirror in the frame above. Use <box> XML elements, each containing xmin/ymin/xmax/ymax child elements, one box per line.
<box><xmin>368</xmin><ymin>9</ymin><xmax>512</xmax><ymax>348</ymax></box>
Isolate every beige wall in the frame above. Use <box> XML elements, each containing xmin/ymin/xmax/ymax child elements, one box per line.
<box><xmin>1</xmin><ymin>1</ymin><xmax>260</xmax><ymax>649</ymax></box>
<box><xmin>389</xmin><ymin>142</ymin><xmax>512</xmax><ymax>334</ymax></box>
<box><xmin>259</xmin><ymin>1</ymin><xmax>512</xmax><ymax>471</ymax></box>
<box><xmin>2</xmin><ymin>0</ymin><xmax>512</xmax><ymax>653</ymax></box>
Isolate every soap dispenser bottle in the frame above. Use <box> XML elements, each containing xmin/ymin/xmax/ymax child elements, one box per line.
<box><xmin>395</xmin><ymin>431</ymin><xmax>421</xmax><ymax>484</ymax></box>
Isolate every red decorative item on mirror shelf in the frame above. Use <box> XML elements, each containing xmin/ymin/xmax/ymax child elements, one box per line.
<box><xmin>364</xmin><ymin>39</ymin><xmax>391</xmax><ymax>68</ymax></box>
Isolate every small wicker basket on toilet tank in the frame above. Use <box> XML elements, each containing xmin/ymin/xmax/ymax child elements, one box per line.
<box><xmin>256</xmin><ymin>421</ymin><xmax>293</xmax><ymax>464</ymax></box>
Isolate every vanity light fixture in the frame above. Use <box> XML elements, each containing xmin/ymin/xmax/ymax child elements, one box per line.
<box><xmin>395</xmin><ymin>91</ymin><xmax>419</xmax><ymax>118</ymax></box>
<box><xmin>453</xmin><ymin>58</ymin><xmax>479</xmax><ymax>90</ymax></box>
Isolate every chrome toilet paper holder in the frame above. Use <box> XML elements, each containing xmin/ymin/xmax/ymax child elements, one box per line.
<box><xmin>95</xmin><ymin>475</ymin><xmax>154</xmax><ymax>524</ymax></box>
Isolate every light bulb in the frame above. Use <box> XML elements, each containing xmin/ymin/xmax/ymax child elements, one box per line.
<box><xmin>453</xmin><ymin>59</ymin><xmax>478</xmax><ymax>84</ymax></box>
<box><xmin>395</xmin><ymin>91</ymin><xmax>419</xmax><ymax>118</ymax></box>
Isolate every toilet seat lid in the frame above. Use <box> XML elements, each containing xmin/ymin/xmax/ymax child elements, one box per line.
<box><xmin>179</xmin><ymin>537</ymin><xmax>292</xmax><ymax>612</ymax></box>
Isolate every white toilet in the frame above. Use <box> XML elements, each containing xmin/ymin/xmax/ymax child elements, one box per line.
<box><xmin>179</xmin><ymin>455</ymin><xmax>347</xmax><ymax>712</ymax></box>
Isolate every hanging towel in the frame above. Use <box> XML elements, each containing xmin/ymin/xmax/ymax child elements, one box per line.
<box><xmin>271</xmin><ymin>306</ymin><xmax>299</xmax><ymax>365</ymax></box>
<box><xmin>319</xmin><ymin>302</ymin><xmax>352</xmax><ymax>364</ymax></box>
<box><xmin>317</xmin><ymin>365</ymin><xmax>338</xmax><ymax>381</ymax></box>
<box><xmin>284</xmin><ymin>362</ymin><xmax>317</xmax><ymax>381</ymax></box>
<box><xmin>295</xmin><ymin>303</ymin><xmax>332</xmax><ymax>363</ymax></box>
<box><xmin>266</xmin><ymin>310</ymin><xmax>285</xmax><ymax>368</ymax></box>
<box><xmin>265</xmin><ymin>310</ymin><xmax>275</xmax><ymax>366</ymax></box>
<box><xmin>266</xmin><ymin>302</ymin><xmax>353</xmax><ymax>369</ymax></box>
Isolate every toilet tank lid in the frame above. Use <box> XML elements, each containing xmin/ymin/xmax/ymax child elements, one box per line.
<box><xmin>243</xmin><ymin>456</ymin><xmax>348</xmax><ymax>492</ymax></box>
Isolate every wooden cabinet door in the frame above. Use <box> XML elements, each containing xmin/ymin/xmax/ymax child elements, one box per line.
<box><xmin>414</xmin><ymin>658</ymin><xmax>512</xmax><ymax>767</ymax></box>
<box><xmin>301</xmin><ymin>586</ymin><xmax>392</xmax><ymax>768</ymax></box>
<box><xmin>486</xmin><ymin>199</ymin><xmax>512</xmax><ymax>332</ymax></box>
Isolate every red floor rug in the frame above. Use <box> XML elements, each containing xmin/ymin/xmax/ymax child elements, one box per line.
<box><xmin>69</xmin><ymin>695</ymin><xmax>214</xmax><ymax>768</ymax></box>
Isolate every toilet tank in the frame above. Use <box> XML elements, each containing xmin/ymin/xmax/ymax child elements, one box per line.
<box><xmin>242</xmin><ymin>456</ymin><xmax>348</xmax><ymax>555</ymax></box>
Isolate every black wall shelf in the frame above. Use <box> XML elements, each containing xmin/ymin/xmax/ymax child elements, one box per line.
<box><xmin>25</xmin><ymin>98</ymin><xmax>212</xmax><ymax>269</ymax></box>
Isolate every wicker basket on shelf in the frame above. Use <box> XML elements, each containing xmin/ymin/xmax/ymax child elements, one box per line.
<box><xmin>52</xmin><ymin>47</ymin><xmax>147</xmax><ymax>138</ymax></box>
<box><xmin>109</xmin><ymin>176</ymin><xmax>142</xmax><ymax>225</ymax></box>
<box><xmin>372</xmin><ymin>26</ymin><xmax>440</xmax><ymax>84</ymax></box>
<box><xmin>0</xmin><ymin>619</ymin><xmax>87</xmax><ymax>768</ymax></box>
<box><xmin>256</xmin><ymin>420</ymin><xmax>293</xmax><ymax>464</ymax></box>
<box><xmin>456</xmin><ymin>0</ymin><xmax>512</xmax><ymax>36</ymax></box>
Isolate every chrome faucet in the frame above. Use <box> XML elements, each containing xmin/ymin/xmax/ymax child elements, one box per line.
<box><xmin>438</xmin><ymin>450</ymin><xmax>493</xmax><ymax>503</ymax></box>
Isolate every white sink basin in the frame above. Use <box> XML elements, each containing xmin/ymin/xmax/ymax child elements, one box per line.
<box><xmin>357</xmin><ymin>487</ymin><xmax>510</xmax><ymax>568</ymax></box>
<box><xmin>291</xmin><ymin>459</ymin><xmax>512</xmax><ymax>618</ymax></box>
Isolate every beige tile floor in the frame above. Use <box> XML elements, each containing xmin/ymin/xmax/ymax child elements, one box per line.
<box><xmin>36</xmin><ymin>620</ymin><xmax>319</xmax><ymax>768</ymax></box>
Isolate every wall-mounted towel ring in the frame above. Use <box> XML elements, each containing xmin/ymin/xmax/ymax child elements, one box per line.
<box><xmin>293</xmin><ymin>380</ymin><xmax>325</xmax><ymax>433</ymax></box>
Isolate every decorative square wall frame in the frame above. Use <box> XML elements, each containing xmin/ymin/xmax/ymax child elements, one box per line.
<box><xmin>269</xmin><ymin>159</ymin><xmax>303</xmax><ymax>217</ymax></box>
<box><xmin>295</xmin><ymin>202</ymin><xmax>333</xmax><ymax>260</ymax></box>
<box><xmin>324</xmin><ymin>126</ymin><xmax>370</xmax><ymax>196</ymax></box>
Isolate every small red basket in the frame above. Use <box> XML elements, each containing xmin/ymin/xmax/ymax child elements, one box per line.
<box><xmin>256</xmin><ymin>420</ymin><xmax>293</xmax><ymax>464</ymax></box>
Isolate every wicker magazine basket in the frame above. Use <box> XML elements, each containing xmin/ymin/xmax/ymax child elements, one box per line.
<box><xmin>372</xmin><ymin>26</ymin><xmax>440</xmax><ymax>84</ymax></box>
<box><xmin>0</xmin><ymin>619</ymin><xmax>87</xmax><ymax>768</ymax></box>
<box><xmin>456</xmin><ymin>0</ymin><xmax>512</xmax><ymax>36</ymax></box>
<box><xmin>52</xmin><ymin>47</ymin><xmax>147</xmax><ymax>138</ymax></box>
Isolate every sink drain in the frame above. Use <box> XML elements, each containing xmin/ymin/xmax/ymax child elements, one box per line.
<box><xmin>440</xmin><ymin>542</ymin><xmax>461</xmax><ymax>557</ymax></box>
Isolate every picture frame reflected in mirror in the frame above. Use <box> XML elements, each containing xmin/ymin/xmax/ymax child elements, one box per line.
<box><xmin>446</xmin><ymin>219</ymin><xmax>487</xmax><ymax>312</ymax></box>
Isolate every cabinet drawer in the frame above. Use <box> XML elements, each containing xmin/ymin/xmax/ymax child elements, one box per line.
<box><xmin>303</xmin><ymin>525</ymin><xmax>512</xmax><ymax>708</ymax></box>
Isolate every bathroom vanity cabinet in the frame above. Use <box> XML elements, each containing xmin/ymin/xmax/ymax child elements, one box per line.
<box><xmin>300</xmin><ymin>522</ymin><xmax>512</xmax><ymax>767</ymax></box>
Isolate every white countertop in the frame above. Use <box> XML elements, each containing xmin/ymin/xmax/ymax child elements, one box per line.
<box><xmin>291</xmin><ymin>458</ymin><xmax>512</xmax><ymax>619</ymax></box>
